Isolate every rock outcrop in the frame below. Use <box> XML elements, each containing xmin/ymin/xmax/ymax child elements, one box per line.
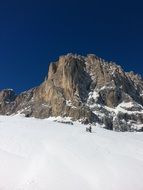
<box><xmin>0</xmin><ymin>53</ymin><xmax>143</xmax><ymax>131</ymax></box>
<box><xmin>0</xmin><ymin>89</ymin><xmax>17</xmax><ymax>115</ymax></box>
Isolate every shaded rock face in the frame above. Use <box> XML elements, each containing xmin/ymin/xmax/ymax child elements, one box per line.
<box><xmin>0</xmin><ymin>53</ymin><xmax>143</xmax><ymax>131</ymax></box>
<box><xmin>0</xmin><ymin>89</ymin><xmax>17</xmax><ymax>115</ymax></box>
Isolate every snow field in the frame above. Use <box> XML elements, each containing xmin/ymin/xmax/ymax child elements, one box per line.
<box><xmin>0</xmin><ymin>115</ymin><xmax>143</xmax><ymax>190</ymax></box>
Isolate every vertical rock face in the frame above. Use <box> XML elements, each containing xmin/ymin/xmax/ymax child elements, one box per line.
<box><xmin>0</xmin><ymin>53</ymin><xmax>143</xmax><ymax>131</ymax></box>
<box><xmin>0</xmin><ymin>89</ymin><xmax>17</xmax><ymax>115</ymax></box>
<box><xmin>0</xmin><ymin>89</ymin><xmax>16</xmax><ymax>102</ymax></box>
<box><xmin>32</xmin><ymin>54</ymin><xmax>95</xmax><ymax>122</ymax></box>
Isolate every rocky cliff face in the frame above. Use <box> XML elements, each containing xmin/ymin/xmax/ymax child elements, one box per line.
<box><xmin>0</xmin><ymin>54</ymin><xmax>143</xmax><ymax>131</ymax></box>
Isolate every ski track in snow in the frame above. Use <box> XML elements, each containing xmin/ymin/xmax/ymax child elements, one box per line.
<box><xmin>0</xmin><ymin>115</ymin><xmax>143</xmax><ymax>190</ymax></box>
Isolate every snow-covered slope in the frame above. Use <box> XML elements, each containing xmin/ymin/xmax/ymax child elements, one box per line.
<box><xmin>0</xmin><ymin>115</ymin><xmax>143</xmax><ymax>190</ymax></box>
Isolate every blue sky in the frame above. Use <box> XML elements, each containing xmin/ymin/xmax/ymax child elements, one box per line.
<box><xmin>0</xmin><ymin>0</ymin><xmax>143</xmax><ymax>93</ymax></box>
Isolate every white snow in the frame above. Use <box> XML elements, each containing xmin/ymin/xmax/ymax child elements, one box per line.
<box><xmin>66</xmin><ymin>100</ymin><xmax>72</xmax><ymax>106</ymax></box>
<box><xmin>66</xmin><ymin>100</ymin><xmax>76</xmax><ymax>109</ymax></box>
<box><xmin>92</xmin><ymin>91</ymin><xmax>99</xmax><ymax>100</ymax></box>
<box><xmin>119</xmin><ymin>101</ymin><xmax>135</xmax><ymax>108</ymax></box>
<box><xmin>87</xmin><ymin>91</ymin><xmax>99</xmax><ymax>106</ymax></box>
<box><xmin>104</xmin><ymin>101</ymin><xmax>143</xmax><ymax>115</ymax></box>
<box><xmin>0</xmin><ymin>115</ymin><xmax>143</xmax><ymax>190</ymax></box>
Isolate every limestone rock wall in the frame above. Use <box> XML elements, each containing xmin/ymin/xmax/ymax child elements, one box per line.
<box><xmin>0</xmin><ymin>54</ymin><xmax>143</xmax><ymax>131</ymax></box>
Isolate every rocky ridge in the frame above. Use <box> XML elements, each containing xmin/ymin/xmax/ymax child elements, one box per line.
<box><xmin>0</xmin><ymin>54</ymin><xmax>143</xmax><ymax>131</ymax></box>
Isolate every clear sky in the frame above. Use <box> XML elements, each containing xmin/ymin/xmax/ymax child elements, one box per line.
<box><xmin>0</xmin><ymin>0</ymin><xmax>143</xmax><ymax>93</ymax></box>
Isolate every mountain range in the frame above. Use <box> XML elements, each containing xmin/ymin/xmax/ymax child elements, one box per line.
<box><xmin>0</xmin><ymin>53</ymin><xmax>143</xmax><ymax>131</ymax></box>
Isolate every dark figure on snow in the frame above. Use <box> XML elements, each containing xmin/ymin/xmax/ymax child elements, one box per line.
<box><xmin>86</xmin><ymin>125</ymin><xmax>92</xmax><ymax>133</ymax></box>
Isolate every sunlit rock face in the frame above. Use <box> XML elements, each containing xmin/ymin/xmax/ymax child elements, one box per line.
<box><xmin>0</xmin><ymin>53</ymin><xmax>143</xmax><ymax>131</ymax></box>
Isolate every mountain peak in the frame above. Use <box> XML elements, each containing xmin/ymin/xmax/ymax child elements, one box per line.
<box><xmin>0</xmin><ymin>54</ymin><xmax>143</xmax><ymax>131</ymax></box>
